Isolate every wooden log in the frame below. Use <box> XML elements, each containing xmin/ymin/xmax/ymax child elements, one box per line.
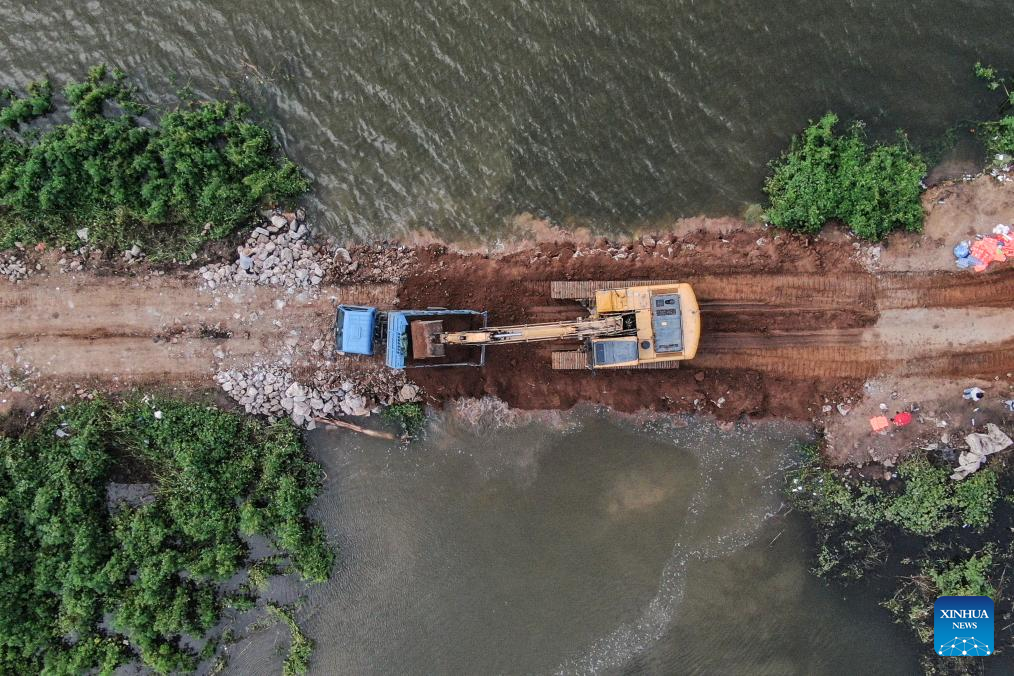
<box><xmin>313</xmin><ymin>416</ymin><xmax>397</xmax><ymax>440</ymax></box>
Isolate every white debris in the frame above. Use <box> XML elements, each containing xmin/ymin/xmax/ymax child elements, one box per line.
<box><xmin>951</xmin><ymin>424</ymin><xmax>1013</xmax><ymax>480</ymax></box>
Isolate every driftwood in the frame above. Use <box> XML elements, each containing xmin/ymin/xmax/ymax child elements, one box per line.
<box><xmin>314</xmin><ymin>416</ymin><xmax>397</xmax><ymax>441</ymax></box>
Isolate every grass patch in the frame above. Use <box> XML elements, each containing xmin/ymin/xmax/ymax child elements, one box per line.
<box><xmin>383</xmin><ymin>402</ymin><xmax>426</xmax><ymax>438</ymax></box>
<box><xmin>787</xmin><ymin>443</ymin><xmax>1012</xmax><ymax>673</ymax></box>
<box><xmin>974</xmin><ymin>62</ymin><xmax>1014</xmax><ymax>163</ymax></box>
<box><xmin>266</xmin><ymin>604</ymin><xmax>314</xmax><ymax>676</ymax></box>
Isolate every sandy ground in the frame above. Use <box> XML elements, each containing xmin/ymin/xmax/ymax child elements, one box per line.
<box><xmin>878</xmin><ymin>175</ymin><xmax>1014</xmax><ymax>272</ymax></box>
<box><xmin>1</xmin><ymin>174</ymin><xmax>1012</xmax><ymax>465</ymax></box>
<box><xmin>0</xmin><ymin>271</ymin><xmax>396</xmax><ymax>403</ymax></box>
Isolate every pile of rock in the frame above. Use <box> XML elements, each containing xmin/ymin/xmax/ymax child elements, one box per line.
<box><xmin>563</xmin><ymin>236</ymin><xmax>692</xmax><ymax>262</ymax></box>
<box><xmin>56</xmin><ymin>244</ymin><xmax>105</xmax><ymax>273</ymax></box>
<box><xmin>0</xmin><ymin>252</ymin><xmax>28</xmax><ymax>282</ymax></box>
<box><xmin>330</xmin><ymin>242</ymin><xmax>416</xmax><ymax>284</ymax></box>
<box><xmin>989</xmin><ymin>158</ymin><xmax>1012</xmax><ymax>183</ymax></box>
<box><xmin>216</xmin><ymin>365</ymin><xmax>422</xmax><ymax>429</ymax></box>
<box><xmin>122</xmin><ymin>245</ymin><xmax>145</xmax><ymax>265</ymax></box>
<box><xmin>199</xmin><ymin>210</ymin><xmax>328</xmax><ymax>291</ymax></box>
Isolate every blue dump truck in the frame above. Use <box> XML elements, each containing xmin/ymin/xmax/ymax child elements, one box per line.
<box><xmin>335</xmin><ymin>305</ymin><xmax>489</xmax><ymax>369</ymax></box>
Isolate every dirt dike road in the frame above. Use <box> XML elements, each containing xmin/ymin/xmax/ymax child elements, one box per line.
<box><xmin>1</xmin><ymin>175</ymin><xmax>1011</xmax><ymax>464</ymax></box>
<box><xmin>0</xmin><ymin>274</ymin><xmax>395</xmax><ymax>395</ymax></box>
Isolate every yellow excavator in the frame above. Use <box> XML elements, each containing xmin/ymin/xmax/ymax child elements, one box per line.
<box><xmin>412</xmin><ymin>281</ymin><xmax>700</xmax><ymax>370</ymax></box>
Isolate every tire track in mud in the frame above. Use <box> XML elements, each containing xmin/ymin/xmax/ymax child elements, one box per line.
<box><xmin>401</xmin><ymin>252</ymin><xmax>1013</xmax><ymax>418</ymax></box>
<box><xmin>692</xmin><ymin>269</ymin><xmax>1014</xmax><ymax>379</ymax></box>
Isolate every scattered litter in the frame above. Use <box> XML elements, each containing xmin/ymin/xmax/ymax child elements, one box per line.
<box><xmin>953</xmin><ymin>226</ymin><xmax>1012</xmax><ymax>271</ymax></box>
<box><xmin>153</xmin><ymin>410</ymin><xmax>163</xmax><ymax>420</ymax></box>
<box><xmin>869</xmin><ymin>416</ymin><xmax>890</xmax><ymax>433</ymax></box>
<box><xmin>951</xmin><ymin>424</ymin><xmax>1013</xmax><ymax>480</ymax></box>
<box><xmin>1005</xmin><ymin>400</ymin><xmax>1014</xmax><ymax>412</ymax></box>
<box><xmin>962</xmin><ymin>387</ymin><xmax>985</xmax><ymax>401</ymax></box>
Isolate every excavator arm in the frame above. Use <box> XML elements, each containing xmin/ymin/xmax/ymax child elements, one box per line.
<box><xmin>439</xmin><ymin>315</ymin><xmax>628</xmax><ymax>346</ymax></box>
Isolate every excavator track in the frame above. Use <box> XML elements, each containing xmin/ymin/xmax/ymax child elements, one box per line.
<box><xmin>551</xmin><ymin>280</ymin><xmax>682</xmax><ymax>300</ymax></box>
<box><xmin>551</xmin><ymin>350</ymin><xmax>682</xmax><ymax>370</ymax></box>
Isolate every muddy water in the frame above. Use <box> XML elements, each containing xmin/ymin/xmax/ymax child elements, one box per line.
<box><xmin>1</xmin><ymin>2</ymin><xmax>1012</xmax><ymax>240</ymax></box>
<box><xmin>226</xmin><ymin>409</ymin><xmax>920</xmax><ymax>674</ymax></box>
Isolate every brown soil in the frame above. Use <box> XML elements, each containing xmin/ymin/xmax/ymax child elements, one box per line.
<box><xmin>400</xmin><ymin>238</ymin><xmax>1014</xmax><ymax>424</ymax></box>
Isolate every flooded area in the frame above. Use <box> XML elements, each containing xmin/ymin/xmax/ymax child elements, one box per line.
<box><xmin>226</xmin><ymin>408</ymin><xmax>921</xmax><ymax>674</ymax></box>
<box><xmin>1</xmin><ymin>1</ymin><xmax>1012</xmax><ymax>239</ymax></box>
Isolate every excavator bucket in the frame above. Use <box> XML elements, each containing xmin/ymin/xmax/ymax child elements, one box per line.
<box><xmin>411</xmin><ymin>320</ymin><xmax>445</xmax><ymax>359</ymax></box>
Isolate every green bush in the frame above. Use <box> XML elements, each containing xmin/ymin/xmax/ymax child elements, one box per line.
<box><xmin>927</xmin><ymin>548</ymin><xmax>996</xmax><ymax>599</ymax></box>
<box><xmin>764</xmin><ymin>112</ymin><xmax>926</xmax><ymax>240</ymax></box>
<box><xmin>974</xmin><ymin>62</ymin><xmax>1014</xmax><ymax>162</ymax></box>
<box><xmin>383</xmin><ymin>402</ymin><xmax>426</xmax><ymax>438</ymax></box>
<box><xmin>266</xmin><ymin>604</ymin><xmax>314</xmax><ymax>676</ymax></box>
<box><xmin>953</xmin><ymin>469</ymin><xmax>999</xmax><ymax>529</ymax></box>
<box><xmin>0</xmin><ymin>66</ymin><xmax>308</xmax><ymax>260</ymax></box>
<box><xmin>0</xmin><ymin>397</ymin><xmax>333</xmax><ymax>674</ymax></box>
<box><xmin>884</xmin><ymin>459</ymin><xmax>954</xmax><ymax>536</ymax></box>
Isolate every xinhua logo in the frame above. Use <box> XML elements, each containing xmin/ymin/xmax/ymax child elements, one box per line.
<box><xmin>934</xmin><ymin>596</ymin><xmax>994</xmax><ymax>657</ymax></box>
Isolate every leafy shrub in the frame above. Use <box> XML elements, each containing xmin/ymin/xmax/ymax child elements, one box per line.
<box><xmin>764</xmin><ymin>112</ymin><xmax>926</xmax><ymax>240</ymax></box>
<box><xmin>974</xmin><ymin>62</ymin><xmax>1014</xmax><ymax>162</ymax></box>
<box><xmin>0</xmin><ymin>66</ymin><xmax>308</xmax><ymax>260</ymax></box>
<box><xmin>953</xmin><ymin>469</ymin><xmax>999</xmax><ymax>529</ymax></box>
<box><xmin>0</xmin><ymin>397</ymin><xmax>333</xmax><ymax>674</ymax></box>
<box><xmin>926</xmin><ymin>548</ymin><xmax>996</xmax><ymax>599</ymax></box>
<box><xmin>383</xmin><ymin>402</ymin><xmax>426</xmax><ymax>438</ymax></box>
<box><xmin>884</xmin><ymin>459</ymin><xmax>954</xmax><ymax>536</ymax></box>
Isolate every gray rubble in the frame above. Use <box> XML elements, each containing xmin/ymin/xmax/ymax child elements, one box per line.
<box><xmin>199</xmin><ymin>210</ymin><xmax>328</xmax><ymax>291</ymax></box>
<box><xmin>330</xmin><ymin>242</ymin><xmax>416</xmax><ymax>284</ymax></box>
<box><xmin>0</xmin><ymin>252</ymin><xmax>28</xmax><ymax>282</ymax></box>
<box><xmin>215</xmin><ymin>364</ymin><xmax>422</xmax><ymax>429</ymax></box>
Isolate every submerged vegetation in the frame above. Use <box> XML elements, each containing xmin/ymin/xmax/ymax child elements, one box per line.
<box><xmin>974</xmin><ymin>62</ymin><xmax>1014</xmax><ymax>163</ymax></box>
<box><xmin>788</xmin><ymin>444</ymin><xmax>1013</xmax><ymax>673</ymax></box>
<box><xmin>0</xmin><ymin>397</ymin><xmax>333</xmax><ymax>674</ymax></box>
<box><xmin>266</xmin><ymin>604</ymin><xmax>315</xmax><ymax>676</ymax></box>
<box><xmin>0</xmin><ymin>66</ymin><xmax>308</xmax><ymax>260</ymax></box>
<box><xmin>764</xmin><ymin>112</ymin><xmax>926</xmax><ymax>240</ymax></box>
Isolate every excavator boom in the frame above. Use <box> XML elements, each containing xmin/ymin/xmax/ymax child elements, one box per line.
<box><xmin>439</xmin><ymin>315</ymin><xmax>627</xmax><ymax>347</ymax></box>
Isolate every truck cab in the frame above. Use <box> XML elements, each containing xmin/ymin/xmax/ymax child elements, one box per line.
<box><xmin>335</xmin><ymin>305</ymin><xmax>378</xmax><ymax>356</ymax></box>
